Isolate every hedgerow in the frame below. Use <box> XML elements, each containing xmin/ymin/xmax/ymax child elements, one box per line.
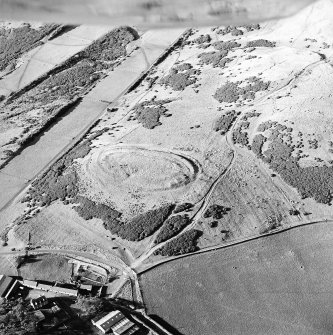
<box><xmin>154</xmin><ymin>214</ymin><xmax>191</xmax><ymax>244</ymax></box>
<box><xmin>160</xmin><ymin>63</ymin><xmax>200</xmax><ymax>91</ymax></box>
<box><xmin>213</xmin><ymin>110</ymin><xmax>239</xmax><ymax>134</ymax></box>
<box><xmin>154</xmin><ymin>229</ymin><xmax>201</xmax><ymax>256</ymax></box>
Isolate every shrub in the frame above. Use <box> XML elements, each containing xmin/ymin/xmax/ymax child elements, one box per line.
<box><xmin>155</xmin><ymin>215</ymin><xmax>191</xmax><ymax>244</ymax></box>
<box><xmin>154</xmin><ymin>229</ymin><xmax>201</xmax><ymax>256</ymax></box>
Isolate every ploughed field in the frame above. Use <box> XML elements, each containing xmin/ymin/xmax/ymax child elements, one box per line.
<box><xmin>140</xmin><ymin>222</ymin><xmax>333</xmax><ymax>335</ymax></box>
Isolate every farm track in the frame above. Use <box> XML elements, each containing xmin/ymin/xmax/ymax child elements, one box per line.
<box><xmin>133</xmin><ymin>56</ymin><xmax>328</xmax><ymax>270</ymax></box>
<box><xmin>136</xmin><ymin>218</ymin><xmax>333</xmax><ymax>274</ymax></box>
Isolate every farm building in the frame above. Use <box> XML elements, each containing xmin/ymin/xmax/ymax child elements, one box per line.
<box><xmin>91</xmin><ymin>310</ymin><xmax>139</xmax><ymax>334</ymax></box>
<box><xmin>0</xmin><ymin>274</ymin><xmax>21</xmax><ymax>299</ymax></box>
<box><xmin>22</xmin><ymin>279</ymin><xmax>78</xmax><ymax>297</ymax></box>
<box><xmin>30</xmin><ymin>295</ymin><xmax>48</xmax><ymax>310</ymax></box>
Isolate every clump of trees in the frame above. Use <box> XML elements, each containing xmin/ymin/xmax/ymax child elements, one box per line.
<box><xmin>246</xmin><ymin>39</ymin><xmax>276</xmax><ymax>48</ymax></box>
<box><xmin>213</xmin><ymin>110</ymin><xmax>239</xmax><ymax>134</ymax></box>
<box><xmin>155</xmin><ymin>214</ymin><xmax>191</xmax><ymax>244</ymax></box>
<box><xmin>203</xmin><ymin>204</ymin><xmax>229</xmax><ymax>219</ymax></box>
<box><xmin>154</xmin><ymin>229</ymin><xmax>201</xmax><ymax>256</ymax></box>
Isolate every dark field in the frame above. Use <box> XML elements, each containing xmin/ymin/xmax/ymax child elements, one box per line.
<box><xmin>140</xmin><ymin>222</ymin><xmax>333</xmax><ymax>335</ymax></box>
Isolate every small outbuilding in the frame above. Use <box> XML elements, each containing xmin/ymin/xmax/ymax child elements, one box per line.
<box><xmin>92</xmin><ymin>310</ymin><xmax>139</xmax><ymax>334</ymax></box>
<box><xmin>30</xmin><ymin>295</ymin><xmax>48</xmax><ymax>310</ymax></box>
<box><xmin>0</xmin><ymin>275</ymin><xmax>21</xmax><ymax>299</ymax></box>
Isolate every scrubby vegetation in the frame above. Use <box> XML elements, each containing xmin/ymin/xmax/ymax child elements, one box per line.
<box><xmin>213</xmin><ymin>40</ymin><xmax>241</xmax><ymax>51</ymax></box>
<box><xmin>252</xmin><ymin>121</ymin><xmax>333</xmax><ymax>204</ymax></box>
<box><xmin>263</xmin><ymin>138</ymin><xmax>333</xmax><ymax>203</ymax></box>
<box><xmin>25</xmin><ymin>119</ymin><xmax>176</xmax><ymax>241</ymax></box>
<box><xmin>154</xmin><ymin>230</ymin><xmax>201</xmax><ymax>256</ymax></box>
<box><xmin>103</xmin><ymin>204</ymin><xmax>175</xmax><ymax>241</ymax></box>
<box><xmin>217</xmin><ymin>24</ymin><xmax>259</xmax><ymax>35</ymax></box>
<box><xmin>132</xmin><ymin>99</ymin><xmax>172</xmax><ymax>129</ymax></box>
<box><xmin>251</xmin><ymin>134</ymin><xmax>267</xmax><ymax>157</ymax></box>
<box><xmin>260</xmin><ymin>214</ymin><xmax>282</xmax><ymax>234</ymax></box>
<box><xmin>203</xmin><ymin>204</ymin><xmax>229</xmax><ymax>219</ymax></box>
<box><xmin>232</xmin><ymin>124</ymin><xmax>250</xmax><ymax>146</ymax></box>
<box><xmin>198</xmin><ymin>51</ymin><xmax>231</xmax><ymax>68</ymax></box>
<box><xmin>1</xmin><ymin>27</ymin><xmax>138</xmax><ymax>169</ymax></box>
<box><xmin>0</xmin><ymin>23</ymin><xmax>60</xmax><ymax>71</ymax></box>
<box><xmin>213</xmin><ymin>110</ymin><xmax>239</xmax><ymax>134</ymax></box>
<box><xmin>193</xmin><ymin>34</ymin><xmax>211</xmax><ymax>44</ymax></box>
<box><xmin>174</xmin><ymin>203</ymin><xmax>193</xmax><ymax>213</ymax></box>
<box><xmin>155</xmin><ymin>215</ymin><xmax>191</xmax><ymax>244</ymax></box>
<box><xmin>73</xmin><ymin>196</ymin><xmax>120</xmax><ymax>222</ymax></box>
<box><xmin>213</xmin><ymin>78</ymin><xmax>270</xmax><ymax>103</ymax></box>
<box><xmin>0</xmin><ymin>298</ymin><xmax>39</xmax><ymax>334</ymax></box>
<box><xmin>160</xmin><ymin>63</ymin><xmax>200</xmax><ymax>91</ymax></box>
<box><xmin>246</xmin><ymin>39</ymin><xmax>276</xmax><ymax>48</ymax></box>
